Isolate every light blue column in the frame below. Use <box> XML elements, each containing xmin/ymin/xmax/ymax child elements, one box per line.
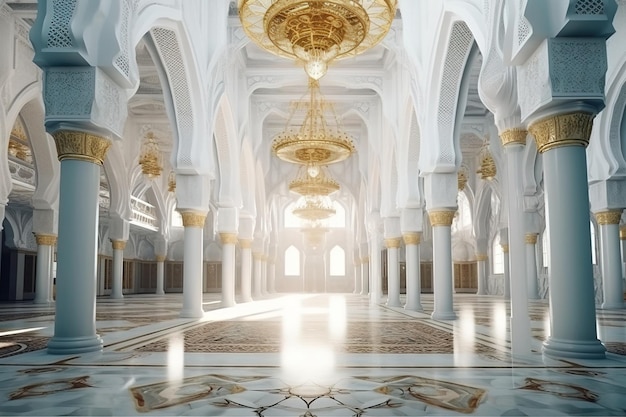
<box><xmin>595</xmin><ymin>211</ymin><xmax>625</xmax><ymax>309</ymax></box>
<box><xmin>34</xmin><ymin>235</ymin><xmax>55</xmax><ymax>304</ymax></box>
<box><xmin>110</xmin><ymin>240</ymin><xmax>125</xmax><ymax>299</ymax></box>
<box><xmin>525</xmin><ymin>234</ymin><xmax>540</xmax><ymax>299</ymax></box>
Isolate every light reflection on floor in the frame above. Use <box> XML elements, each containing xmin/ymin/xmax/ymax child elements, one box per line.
<box><xmin>0</xmin><ymin>293</ymin><xmax>624</xmax><ymax>416</ymax></box>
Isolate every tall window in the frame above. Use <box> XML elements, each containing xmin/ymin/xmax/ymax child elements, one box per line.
<box><xmin>542</xmin><ymin>228</ymin><xmax>549</xmax><ymax>268</ymax></box>
<box><xmin>284</xmin><ymin>245</ymin><xmax>300</xmax><ymax>276</ymax></box>
<box><xmin>329</xmin><ymin>245</ymin><xmax>345</xmax><ymax>276</ymax></box>
<box><xmin>171</xmin><ymin>207</ymin><xmax>183</xmax><ymax>228</ymax></box>
<box><xmin>590</xmin><ymin>221</ymin><xmax>597</xmax><ymax>265</ymax></box>
<box><xmin>493</xmin><ymin>234</ymin><xmax>504</xmax><ymax>274</ymax></box>
<box><xmin>452</xmin><ymin>192</ymin><xmax>472</xmax><ymax>234</ymax></box>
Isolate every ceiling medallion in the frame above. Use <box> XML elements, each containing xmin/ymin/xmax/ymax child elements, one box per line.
<box><xmin>272</xmin><ymin>79</ymin><xmax>355</xmax><ymax>166</ymax></box>
<box><xmin>292</xmin><ymin>194</ymin><xmax>336</xmax><ymax>221</ymax></box>
<box><xmin>238</xmin><ymin>0</ymin><xmax>397</xmax><ymax>79</ymax></box>
<box><xmin>289</xmin><ymin>164</ymin><xmax>340</xmax><ymax>196</ymax></box>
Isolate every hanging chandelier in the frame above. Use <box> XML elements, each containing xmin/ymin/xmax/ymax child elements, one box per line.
<box><xmin>457</xmin><ymin>166</ymin><xmax>468</xmax><ymax>191</ymax></box>
<box><xmin>292</xmin><ymin>194</ymin><xmax>336</xmax><ymax>221</ymax></box>
<box><xmin>238</xmin><ymin>0</ymin><xmax>397</xmax><ymax>80</ymax></box>
<box><xmin>476</xmin><ymin>145</ymin><xmax>496</xmax><ymax>181</ymax></box>
<box><xmin>167</xmin><ymin>170</ymin><xmax>176</xmax><ymax>192</ymax></box>
<box><xmin>289</xmin><ymin>164</ymin><xmax>340</xmax><ymax>196</ymax></box>
<box><xmin>301</xmin><ymin>225</ymin><xmax>329</xmax><ymax>249</ymax></box>
<box><xmin>272</xmin><ymin>79</ymin><xmax>355</xmax><ymax>166</ymax></box>
<box><xmin>138</xmin><ymin>131</ymin><xmax>163</xmax><ymax>179</ymax></box>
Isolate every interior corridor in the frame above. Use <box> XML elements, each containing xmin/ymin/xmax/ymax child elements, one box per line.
<box><xmin>0</xmin><ymin>293</ymin><xmax>625</xmax><ymax>416</ymax></box>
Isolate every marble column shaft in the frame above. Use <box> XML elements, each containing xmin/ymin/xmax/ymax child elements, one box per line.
<box><xmin>596</xmin><ymin>211</ymin><xmax>624</xmax><ymax>309</ymax></box>
<box><xmin>253</xmin><ymin>252</ymin><xmax>262</xmax><ymax>299</ymax></box>
<box><xmin>369</xmin><ymin>236</ymin><xmax>382</xmax><ymax>304</ymax></box>
<box><xmin>220</xmin><ymin>233</ymin><xmax>237</xmax><ymax>307</ymax></box>
<box><xmin>179</xmin><ymin>211</ymin><xmax>206</xmax><ymax>318</ymax></box>
<box><xmin>155</xmin><ymin>255</ymin><xmax>165</xmax><ymax>295</ymax></box>
<box><xmin>239</xmin><ymin>239</ymin><xmax>253</xmax><ymax>302</ymax></box>
<box><xmin>385</xmin><ymin>237</ymin><xmax>402</xmax><ymax>307</ymax></box>
<box><xmin>476</xmin><ymin>253</ymin><xmax>488</xmax><ymax>295</ymax></box>
<box><xmin>360</xmin><ymin>257</ymin><xmax>370</xmax><ymax>295</ymax></box>
<box><xmin>502</xmin><ymin>244</ymin><xmax>510</xmax><ymax>299</ymax></box>
<box><xmin>110</xmin><ymin>239</ymin><xmax>126</xmax><ymax>299</ymax></box>
<box><xmin>34</xmin><ymin>234</ymin><xmax>56</xmax><ymax>304</ymax></box>
<box><xmin>403</xmin><ymin>233</ymin><xmax>423</xmax><ymax>311</ymax></box>
<box><xmin>525</xmin><ymin>234</ymin><xmax>540</xmax><ymax>299</ymax></box>
<box><xmin>429</xmin><ymin>210</ymin><xmax>457</xmax><ymax>320</ymax></box>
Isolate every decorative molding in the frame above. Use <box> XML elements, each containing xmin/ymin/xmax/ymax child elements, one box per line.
<box><xmin>548</xmin><ymin>38</ymin><xmax>606</xmax><ymax>97</ymax></box>
<box><xmin>500</xmin><ymin>129</ymin><xmax>528</xmax><ymax>147</ymax></box>
<box><xmin>524</xmin><ymin>233</ymin><xmax>538</xmax><ymax>244</ymax></box>
<box><xmin>528</xmin><ymin>112</ymin><xmax>595</xmax><ymax>153</ymax></box>
<box><xmin>384</xmin><ymin>238</ymin><xmax>401</xmax><ymax>249</ymax></box>
<box><xmin>428</xmin><ymin>210</ymin><xmax>456</xmax><ymax>227</ymax></box>
<box><xmin>35</xmin><ymin>234</ymin><xmax>57</xmax><ymax>246</ymax></box>
<box><xmin>155</xmin><ymin>255</ymin><xmax>166</xmax><ymax>262</ymax></box>
<box><xmin>239</xmin><ymin>238</ymin><xmax>252</xmax><ymax>249</ymax></box>
<box><xmin>181</xmin><ymin>211</ymin><xmax>206</xmax><ymax>228</ymax></box>
<box><xmin>220</xmin><ymin>232</ymin><xmax>238</xmax><ymax>245</ymax></box>
<box><xmin>595</xmin><ymin>210</ymin><xmax>622</xmax><ymax>225</ymax></box>
<box><xmin>403</xmin><ymin>233</ymin><xmax>420</xmax><ymax>245</ymax></box>
<box><xmin>475</xmin><ymin>253</ymin><xmax>488</xmax><ymax>261</ymax></box>
<box><xmin>44</xmin><ymin>67</ymin><xmax>95</xmax><ymax>118</ymax></box>
<box><xmin>52</xmin><ymin>130</ymin><xmax>111</xmax><ymax>165</ymax></box>
<box><xmin>47</xmin><ymin>0</ymin><xmax>78</xmax><ymax>48</ymax></box>
<box><xmin>111</xmin><ymin>239</ymin><xmax>127</xmax><ymax>250</ymax></box>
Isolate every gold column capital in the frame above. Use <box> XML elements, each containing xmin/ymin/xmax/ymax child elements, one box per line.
<box><xmin>501</xmin><ymin>244</ymin><xmax>509</xmax><ymax>253</ymax></box>
<box><xmin>219</xmin><ymin>232</ymin><xmax>238</xmax><ymax>245</ymax></box>
<box><xmin>620</xmin><ymin>226</ymin><xmax>626</xmax><ymax>240</ymax></box>
<box><xmin>155</xmin><ymin>255</ymin><xmax>166</xmax><ymax>262</ymax></box>
<box><xmin>253</xmin><ymin>252</ymin><xmax>263</xmax><ymax>261</ymax></box>
<box><xmin>475</xmin><ymin>253</ymin><xmax>488</xmax><ymax>261</ymax></box>
<box><xmin>110</xmin><ymin>239</ymin><xmax>126</xmax><ymax>250</ymax></box>
<box><xmin>500</xmin><ymin>128</ymin><xmax>528</xmax><ymax>147</ymax></box>
<box><xmin>239</xmin><ymin>238</ymin><xmax>252</xmax><ymax>249</ymax></box>
<box><xmin>428</xmin><ymin>210</ymin><xmax>456</xmax><ymax>227</ymax></box>
<box><xmin>403</xmin><ymin>232</ymin><xmax>421</xmax><ymax>245</ymax></box>
<box><xmin>525</xmin><ymin>233</ymin><xmax>538</xmax><ymax>244</ymax></box>
<box><xmin>52</xmin><ymin>130</ymin><xmax>111</xmax><ymax>165</ymax></box>
<box><xmin>35</xmin><ymin>234</ymin><xmax>57</xmax><ymax>246</ymax></box>
<box><xmin>180</xmin><ymin>211</ymin><xmax>206</xmax><ymax>228</ymax></box>
<box><xmin>528</xmin><ymin>112</ymin><xmax>595</xmax><ymax>153</ymax></box>
<box><xmin>384</xmin><ymin>237</ymin><xmax>401</xmax><ymax>249</ymax></box>
<box><xmin>595</xmin><ymin>210</ymin><xmax>622</xmax><ymax>225</ymax></box>
<box><xmin>361</xmin><ymin>256</ymin><xmax>370</xmax><ymax>264</ymax></box>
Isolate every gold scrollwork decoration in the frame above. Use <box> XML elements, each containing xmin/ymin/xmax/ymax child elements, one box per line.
<box><xmin>525</xmin><ymin>233</ymin><xmax>538</xmax><ymax>244</ymax></box>
<box><xmin>52</xmin><ymin>130</ymin><xmax>112</xmax><ymax>165</ymax></box>
<box><xmin>528</xmin><ymin>112</ymin><xmax>595</xmax><ymax>154</ymax></box>
<box><xmin>500</xmin><ymin>128</ymin><xmax>528</xmax><ymax>147</ymax></box>
<box><xmin>239</xmin><ymin>239</ymin><xmax>252</xmax><ymax>249</ymax></box>
<box><xmin>35</xmin><ymin>234</ymin><xmax>57</xmax><ymax>246</ymax></box>
<box><xmin>403</xmin><ymin>233</ymin><xmax>421</xmax><ymax>245</ymax></box>
<box><xmin>220</xmin><ymin>233</ymin><xmax>238</xmax><ymax>245</ymax></box>
<box><xmin>111</xmin><ymin>239</ymin><xmax>127</xmax><ymax>251</ymax></box>
<box><xmin>155</xmin><ymin>255</ymin><xmax>166</xmax><ymax>262</ymax></box>
<box><xmin>595</xmin><ymin>210</ymin><xmax>622</xmax><ymax>225</ymax></box>
<box><xmin>384</xmin><ymin>238</ymin><xmax>401</xmax><ymax>249</ymax></box>
<box><xmin>180</xmin><ymin>211</ymin><xmax>206</xmax><ymax>228</ymax></box>
<box><xmin>428</xmin><ymin>210</ymin><xmax>456</xmax><ymax>227</ymax></box>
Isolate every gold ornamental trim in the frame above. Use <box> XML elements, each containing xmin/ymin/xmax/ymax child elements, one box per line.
<box><xmin>253</xmin><ymin>252</ymin><xmax>263</xmax><ymax>261</ymax></box>
<box><xmin>239</xmin><ymin>238</ymin><xmax>252</xmax><ymax>249</ymax></box>
<box><xmin>361</xmin><ymin>256</ymin><xmax>370</xmax><ymax>264</ymax></box>
<box><xmin>501</xmin><ymin>244</ymin><xmax>509</xmax><ymax>253</ymax></box>
<box><xmin>595</xmin><ymin>210</ymin><xmax>622</xmax><ymax>225</ymax></box>
<box><xmin>52</xmin><ymin>130</ymin><xmax>111</xmax><ymax>165</ymax></box>
<box><xmin>528</xmin><ymin>112</ymin><xmax>595</xmax><ymax>154</ymax></box>
<box><xmin>155</xmin><ymin>255</ymin><xmax>166</xmax><ymax>262</ymax></box>
<box><xmin>220</xmin><ymin>233</ymin><xmax>238</xmax><ymax>245</ymax></box>
<box><xmin>384</xmin><ymin>238</ymin><xmax>401</xmax><ymax>249</ymax></box>
<box><xmin>35</xmin><ymin>234</ymin><xmax>57</xmax><ymax>246</ymax></box>
<box><xmin>620</xmin><ymin>226</ymin><xmax>626</xmax><ymax>240</ymax></box>
<box><xmin>475</xmin><ymin>253</ymin><xmax>488</xmax><ymax>261</ymax></box>
<box><xmin>500</xmin><ymin>128</ymin><xmax>528</xmax><ymax>147</ymax></box>
<box><xmin>525</xmin><ymin>233</ymin><xmax>538</xmax><ymax>244</ymax></box>
<box><xmin>181</xmin><ymin>211</ymin><xmax>206</xmax><ymax>228</ymax></box>
<box><xmin>111</xmin><ymin>239</ymin><xmax>126</xmax><ymax>251</ymax></box>
<box><xmin>403</xmin><ymin>233</ymin><xmax>421</xmax><ymax>245</ymax></box>
<box><xmin>429</xmin><ymin>210</ymin><xmax>456</xmax><ymax>227</ymax></box>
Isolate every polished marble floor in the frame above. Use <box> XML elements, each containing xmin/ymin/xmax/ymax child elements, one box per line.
<box><xmin>0</xmin><ymin>292</ymin><xmax>625</xmax><ymax>416</ymax></box>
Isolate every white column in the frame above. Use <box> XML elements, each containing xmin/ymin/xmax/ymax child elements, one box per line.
<box><xmin>360</xmin><ymin>257</ymin><xmax>369</xmax><ymax>295</ymax></box>
<box><xmin>155</xmin><ymin>255</ymin><xmax>165</xmax><ymax>295</ymax></box>
<box><xmin>268</xmin><ymin>259</ymin><xmax>276</xmax><ymax>293</ymax></box>
<box><xmin>369</xmin><ymin>236</ymin><xmax>382</xmax><ymax>304</ymax></box>
<box><xmin>261</xmin><ymin>255</ymin><xmax>269</xmax><ymax>295</ymax></box>
<box><xmin>110</xmin><ymin>239</ymin><xmax>125</xmax><ymax>299</ymax></box>
<box><xmin>525</xmin><ymin>234</ymin><xmax>540</xmax><ymax>299</ymax></box>
<box><xmin>47</xmin><ymin>131</ymin><xmax>109</xmax><ymax>354</ymax></box>
<box><xmin>529</xmin><ymin>112</ymin><xmax>605</xmax><ymax>359</ymax></box>
<box><xmin>353</xmin><ymin>258</ymin><xmax>362</xmax><ymax>294</ymax></box>
<box><xmin>34</xmin><ymin>234</ymin><xmax>56</xmax><ymax>304</ymax></box>
<box><xmin>502</xmin><ymin>244</ymin><xmax>510</xmax><ymax>299</ymax></box>
<box><xmin>220</xmin><ymin>233</ymin><xmax>237</xmax><ymax>307</ymax></box>
<box><xmin>476</xmin><ymin>253</ymin><xmax>488</xmax><ymax>295</ymax></box>
<box><xmin>429</xmin><ymin>210</ymin><xmax>457</xmax><ymax>320</ymax></box>
<box><xmin>621</xmin><ymin>226</ymin><xmax>626</xmax><ymax>280</ymax></box>
<box><xmin>595</xmin><ymin>211</ymin><xmax>625</xmax><ymax>309</ymax></box>
<box><xmin>500</xmin><ymin>129</ymin><xmax>532</xmax><ymax>355</ymax></box>
<box><xmin>239</xmin><ymin>239</ymin><xmax>253</xmax><ymax>302</ymax></box>
<box><xmin>385</xmin><ymin>237</ymin><xmax>402</xmax><ymax>307</ymax></box>
<box><xmin>253</xmin><ymin>252</ymin><xmax>262</xmax><ymax>299</ymax></box>
<box><xmin>179</xmin><ymin>211</ymin><xmax>206</xmax><ymax>318</ymax></box>
<box><xmin>403</xmin><ymin>233</ymin><xmax>423</xmax><ymax>311</ymax></box>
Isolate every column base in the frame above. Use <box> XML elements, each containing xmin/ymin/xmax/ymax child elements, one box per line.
<box><xmin>47</xmin><ymin>335</ymin><xmax>103</xmax><ymax>355</ymax></box>
<box><xmin>180</xmin><ymin>308</ymin><xmax>205</xmax><ymax>319</ymax></box>
<box><xmin>222</xmin><ymin>300</ymin><xmax>236</xmax><ymax>308</ymax></box>
<box><xmin>404</xmin><ymin>303</ymin><xmax>424</xmax><ymax>312</ymax></box>
<box><xmin>110</xmin><ymin>293</ymin><xmax>124</xmax><ymax>300</ymax></box>
<box><xmin>601</xmin><ymin>301</ymin><xmax>624</xmax><ymax>309</ymax></box>
<box><xmin>386</xmin><ymin>299</ymin><xmax>402</xmax><ymax>308</ymax></box>
<box><xmin>431</xmin><ymin>310</ymin><xmax>458</xmax><ymax>321</ymax></box>
<box><xmin>241</xmin><ymin>297</ymin><xmax>253</xmax><ymax>303</ymax></box>
<box><xmin>542</xmin><ymin>337</ymin><xmax>606</xmax><ymax>360</ymax></box>
<box><xmin>155</xmin><ymin>290</ymin><xmax>165</xmax><ymax>295</ymax></box>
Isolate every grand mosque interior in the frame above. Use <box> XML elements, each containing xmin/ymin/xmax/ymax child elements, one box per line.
<box><xmin>0</xmin><ymin>0</ymin><xmax>626</xmax><ymax>415</ymax></box>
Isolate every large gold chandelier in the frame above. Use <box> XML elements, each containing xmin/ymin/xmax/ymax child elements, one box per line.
<box><xmin>289</xmin><ymin>164</ymin><xmax>340</xmax><ymax>196</ymax></box>
<box><xmin>292</xmin><ymin>194</ymin><xmax>336</xmax><ymax>221</ymax></box>
<box><xmin>272</xmin><ymin>79</ymin><xmax>355</xmax><ymax>166</ymax></box>
<box><xmin>238</xmin><ymin>0</ymin><xmax>397</xmax><ymax>80</ymax></box>
<box><xmin>138</xmin><ymin>131</ymin><xmax>163</xmax><ymax>179</ymax></box>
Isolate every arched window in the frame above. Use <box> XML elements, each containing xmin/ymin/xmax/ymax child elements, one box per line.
<box><xmin>542</xmin><ymin>228</ymin><xmax>549</xmax><ymax>268</ymax></box>
<box><xmin>325</xmin><ymin>201</ymin><xmax>346</xmax><ymax>228</ymax></box>
<box><xmin>284</xmin><ymin>201</ymin><xmax>301</xmax><ymax>228</ymax></box>
<box><xmin>329</xmin><ymin>245</ymin><xmax>345</xmax><ymax>276</ymax></box>
<box><xmin>284</xmin><ymin>245</ymin><xmax>300</xmax><ymax>276</ymax></box>
<box><xmin>590</xmin><ymin>221</ymin><xmax>597</xmax><ymax>265</ymax></box>
<box><xmin>452</xmin><ymin>191</ymin><xmax>472</xmax><ymax>234</ymax></box>
<box><xmin>492</xmin><ymin>233</ymin><xmax>504</xmax><ymax>274</ymax></box>
<box><xmin>171</xmin><ymin>206</ymin><xmax>183</xmax><ymax>228</ymax></box>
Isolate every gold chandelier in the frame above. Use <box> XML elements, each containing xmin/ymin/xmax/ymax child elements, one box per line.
<box><xmin>238</xmin><ymin>0</ymin><xmax>397</xmax><ymax>80</ymax></box>
<box><xmin>292</xmin><ymin>194</ymin><xmax>336</xmax><ymax>221</ymax></box>
<box><xmin>138</xmin><ymin>131</ymin><xmax>163</xmax><ymax>179</ymax></box>
<box><xmin>167</xmin><ymin>170</ymin><xmax>176</xmax><ymax>192</ymax></box>
<box><xmin>289</xmin><ymin>164</ymin><xmax>340</xmax><ymax>196</ymax></box>
<box><xmin>273</xmin><ymin>79</ymin><xmax>355</xmax><ymax>166</ymax></box>
<box><xmin>476</xmin><ymin>146</ymin><xmax>496</xmax><ymax>181</ymax></box>
<box><xmin>457</xmin><ymin>166</ymin><xmax>468</xmax><ymax>191</ymax></box>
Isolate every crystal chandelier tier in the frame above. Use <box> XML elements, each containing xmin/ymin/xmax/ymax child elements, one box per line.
<box><xmin>272</xmin><ymin>79</ymin><xmax>355</xmax><ymax>166</ymax></box>
<box><xmin>238</xmin><ymin>0</ymin><xmax>397</xmax><ymax>79</ymax></box>
<box><xmin>289</xmin><ymin>164</ymin><xmax>340</xmax><ymax>196</ymax></box>
<box><xmin>292</xmin><ymin>194</ymin><xmax>336</xmax><ymax>221</ymax></box>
